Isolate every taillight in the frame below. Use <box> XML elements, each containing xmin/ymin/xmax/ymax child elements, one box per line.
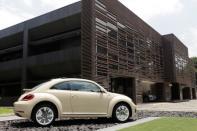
<box><xmin>22</xmin><ymin>94</ymin><xmax>34</xmax><ymax>101</ymax></box>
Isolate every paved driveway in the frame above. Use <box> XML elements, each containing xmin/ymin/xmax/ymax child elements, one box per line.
<box><xmin>0</xmin><ymin>116</ymin><xmax>25</xmax><ymax>122</ymax></box>
<box><xmin>137</xmin><ymin>100</ymin><xmax>197</xmax><ymax>112</ymax></box>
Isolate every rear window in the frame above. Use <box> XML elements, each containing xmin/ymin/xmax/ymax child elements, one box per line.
<box><xmin>51</xmin><ymin>82</ymin><xmax>70</xmax><ymax>90</ymax></box>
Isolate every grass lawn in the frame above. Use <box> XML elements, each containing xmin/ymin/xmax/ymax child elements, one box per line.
<box><xmin>0</xmin><ymin>107</ymin><xmax>13</xmax><ymax>116</ymax></box>
<box><xmin>119</xmin><ymin>117</ymin><xmax>197</xmax><ymax>131</ymax></box>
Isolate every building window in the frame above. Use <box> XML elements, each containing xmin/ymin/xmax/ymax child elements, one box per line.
<box><xmin>109</xmin><ymin>64</ymin><xmax>118</xmax><ymax>70</ymax></box>
<box><xmin>109</xmin><ymin>53</ymin><xmax>118</xmax><ymax>61</ymax></box>
<box><xmin>175</xmin><ymin>54</ymin><xmax>187</xmax><ymax>73</ymax></box>
<box><xmin>96</xmin><ymin>45</ymin><xmax>107</xmax><ymax>55</ymax></box>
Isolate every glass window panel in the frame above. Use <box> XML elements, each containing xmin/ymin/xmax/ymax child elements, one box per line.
<box><xmin>108</xmin><ymin>29</ymin><xmax>117</xmax><ymax>39</ymax></box>
<box><xmin>96</xmin><ymin>45</ymin><xmax>107</xmax><ymax>55</ymax></box>
<box><xmin>51</xmin><ymin>82</ymin><xmax>70</xmax><ymax>90</ymax></box>
<box><xmin>70</xmin><ymin>81</ymin><xmax>101</xmax><ymax>92</ymax></box>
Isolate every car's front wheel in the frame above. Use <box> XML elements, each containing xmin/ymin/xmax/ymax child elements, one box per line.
<box><xmin>32</xmin><ymin>104</ymin><xmax>56</xmax><ymax>126</ymax></box>
<box><xmin>113</xmin><ymin>103</ymin><xmax>130</xmax><ymax>122</ymax></box>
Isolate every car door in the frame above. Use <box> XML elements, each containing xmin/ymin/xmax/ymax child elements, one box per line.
<box><xmin>48</xmin><ymin>81</ymin><xmax>72</xmax><ymax>114</ymax></box>
<box><xmin>70</xmin><ymin>81</ymin><xmax>110</xmax><ymax>115</ymax></box>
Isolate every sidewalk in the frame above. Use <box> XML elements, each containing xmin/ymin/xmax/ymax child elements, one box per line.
<box><xmin>0</xmin><ymin>115</ymin><xmax>25</xmax><ymax>122</ymax></box>
<box><xmin>137</xmin><ymin>100</ymin><xmax>197</xmax><ymax>112</ymax></box>
<box><xmin>97</xmin><ymin>117</ymin><xmax>160</xmax><ymax>131</ymax></box>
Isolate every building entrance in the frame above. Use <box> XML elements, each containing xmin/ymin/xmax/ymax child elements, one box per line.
<box><xmin>171</xmin><ymin>83</ymin><xmax>180</xmax><ymax>100</ymax></box>
<box><xmin>182</xmin><ymin>87</ymin><xmax>191</xmax><ymax>100</ymax></box>
<box><xmin>110</xmin><ymin>77</ymin><xmax>136</xmax><ymax>102</ymax></box>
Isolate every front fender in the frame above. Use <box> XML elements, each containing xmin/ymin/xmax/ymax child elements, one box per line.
<box><xmin>107</xmin><ymin>96</ymin><xmax>134</xmax><ymax>117</ymax></box>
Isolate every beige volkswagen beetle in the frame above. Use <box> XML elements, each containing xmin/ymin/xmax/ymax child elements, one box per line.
<box><xmin>14</xmin><ymin>78</ymin><xmax>136</xmax><ymax>126</ymax></box>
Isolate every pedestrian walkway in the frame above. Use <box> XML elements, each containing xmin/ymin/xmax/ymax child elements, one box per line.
<box><xmin>0</xmin><ymin>115</ymin><xmax>25</xmax><ymax>122</ymax></box>
<box><xmin>97</xmin><ymin>117</ymin><xmax>160</xmax><ymax>131</ymax></box>
<box><xmin>138</xmin><ymin>100</ymin><xmax>197</xmax><ymax>112</ymax></box>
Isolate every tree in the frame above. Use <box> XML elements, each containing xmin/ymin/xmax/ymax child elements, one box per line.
<box><xmin>191</xmin><ymin>57</ymin><xmax>197</xmax><ymax>72</ymax></box>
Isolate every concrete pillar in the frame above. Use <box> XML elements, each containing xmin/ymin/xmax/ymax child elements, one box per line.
<box><xmin>132</xmin><ymin>78</ymin><xmax>137</xmax><ymax>104</ymax></box>
<box><xmin>193</xmin><ymin>88</ymin><xmax>197</xmax><ymax>99</ymax></box>
<box><xmin>195</xmin><ymin>88</ymin><xmax>197</xmax><ymax>99</ymax></box>
<box><xmin>163</xmin><ymin>83</ymin><xmax>171</xmax><ymax>101</ymax></box>
<box><xmin>179</xmin><ymin>86</ymin><xmax>183</xmax><ymax>101</ymax></box>
<box><xmin>135</xmin><ymin>78</ymin><xmax>142</xmax><ymax>104</ymax></box>
<box><xmin>190</xmin><ymin>87</ymin><xmax>193</xmax><ymax>99</ymax></box>
<box><xmin>21</xmin><ymin>27</ymin><xmax>29</xmax><ymax>91</ymax></box>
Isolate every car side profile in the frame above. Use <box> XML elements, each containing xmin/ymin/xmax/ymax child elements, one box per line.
<box><xmin>14</xmin><ymin>78</ymin><xmax>137</xmax><ymax>126</ymax></box>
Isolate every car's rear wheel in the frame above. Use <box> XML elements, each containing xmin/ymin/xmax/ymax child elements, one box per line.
<box><xmin>32</xmin><ymin>104</ymin><xmax>55</xmax><ymax>126</ymax></box>
<box><xmin>113</xmin><ymin>103</ymin><xmax>130</xmax><ymax>122</ymax></box>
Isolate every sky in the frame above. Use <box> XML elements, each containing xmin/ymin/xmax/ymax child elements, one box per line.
<box><xmin>0</xmin><ymin>0</ymin><xmax>196</xmax><ymax>57</ymax></box>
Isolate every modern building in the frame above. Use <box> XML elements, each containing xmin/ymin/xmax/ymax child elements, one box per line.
<box><xmin>0</xmin><ymin>0</ymin><xmax>196</xmax><ymax>105</ymax></box>
<box><xmin>162</xmin><ymin>34</ymin><xmax>196</xmax><ymax>100</ymax></box>
<box><xmin>193</xmin><ymin>58</ymin><xmax>197</xmax><ymax>89</ymax></box>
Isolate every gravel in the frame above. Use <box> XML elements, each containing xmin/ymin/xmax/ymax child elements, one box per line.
<box><xmin>0</xmin><ymin>118</ymin><xmax>122</xmax><ymax>131</ymax></box>
<box><xmin>138</xmin><ymin>110</ymin><xmax>197</xmax><ymax>119</ymax></box>
<box><xmin>1</xmin><ymin>111</ymin><xmax>197</xmax><ymax>131</ymax></box>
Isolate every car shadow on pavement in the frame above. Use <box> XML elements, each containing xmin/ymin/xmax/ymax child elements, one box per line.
<box><xmin>10</xmin><ymin>118</ymin><xmax>134</xmax><ymax>128</ymax></box>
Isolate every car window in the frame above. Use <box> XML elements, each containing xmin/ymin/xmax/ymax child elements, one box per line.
<box><xmin>51</xmin><ymin>82</ymin><xmax>70</xmax><ymax>90</ymax></box>
<box><xmin>70</xmin><ymin>81</ymin><xmax>101</xmax><ymax>92</ymax></box>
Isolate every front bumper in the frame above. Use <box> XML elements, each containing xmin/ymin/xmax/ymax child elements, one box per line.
<box><xmin>129</xmin><ymin>101</ymin><xmax>137</xmax><ymax>120</ymax></box>
<box><xmin>131</xmin><ymin>107</ymin><xmax>138</xmax><ymax>120</ymax></box>
<box><xmin>14</xmin><ymin>101</ymin><xmax>34</xmax><ymax>119</ymax></box>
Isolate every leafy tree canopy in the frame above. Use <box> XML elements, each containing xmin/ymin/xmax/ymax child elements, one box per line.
<box><xmin>191</xmin><ymin>57</ymin><xmax>197</xmax><ymax>72</ymax></box>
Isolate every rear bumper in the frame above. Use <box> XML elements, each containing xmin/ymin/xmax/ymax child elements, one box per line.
<box><xmin>14</xmin><ymin>101</ymin><xmax>34</xmax><ymax>119</ymax></box>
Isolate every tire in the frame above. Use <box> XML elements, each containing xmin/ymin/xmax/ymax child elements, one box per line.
<box><xmin>112</xmin><ymin>103</ymin><xmax>131</xmax><ymax>122</ymax></box>
<box><xmin>32</xmin><ymin>104</ymin><xmax>56</xmax><ymax>126</ymax></box>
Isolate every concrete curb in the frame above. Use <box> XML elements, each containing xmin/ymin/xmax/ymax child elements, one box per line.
<box><xmin>97</xmin><ymin>117</ymin><xmax>160</xmax><ymax>131</ymax></box>
<box><xmin>0</xmin><ymin>115</ymin><xmax>26</xmax><ymax>122</ymax></box>
<box><xmin>0</xmin><ymin>113</ymin><xmax>14</xmax><ymax>117</ymax></box>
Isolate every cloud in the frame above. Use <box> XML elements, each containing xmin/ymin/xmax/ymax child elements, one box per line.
<box><xmin>0</xmin><ymin>0</ymin><xmax>79</xmax><ymax>30</ymax></box>
<box><xmin>0</xmin><ymin>1</ymin><xmax>30</xmax><ymax>29</ymax></box>
<box><xmin>0</xmin><ymin>0</ymin><xmax>195</xmax><ymax>58</ymax></box>
<box><xmin>119</xmin><ymin>0</ymin><xmax>183</xmax><ymax>20</ymax></box>
<box><xmin>40</xmin><ymin>0</ymin><xmax>79</xmax><ymax>8</ymax></box>
<box><xmin>0</xmin><ymin>0</ymin><xmax>184</xmax><ymax>29</ymax></box>
<box><xmin>0</xmin><ymin>10</ymin><xmax>21</xmax><ymax>29</ymax></box>
<box><xmin>188</xmin><ymin>28</ymin><xmax>197</xmax><ymax>57</ymax></box>
<box><xmin>119</xmin><ymin>0</ymin><xmax>197</xmax><ymax>57</ymax></box>
<box><xmin>0</xmin><ymin>0</ymin><xmax>34</xmax><ymax>29</ymax></box>
<box><xmin>180</xmin><ymin>27</ymin><xmax>197</xmax><ymax>57</ymax></box>
<box><xmin>23</xmin><ymin>0</ymin><xmax>33</xmax><ymax>7</ymax></box>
